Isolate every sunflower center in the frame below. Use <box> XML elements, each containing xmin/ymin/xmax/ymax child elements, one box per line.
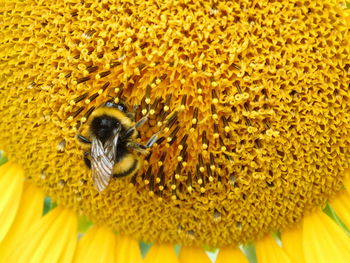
<box><xmin>1</xmin><ymin>0</ymin><xmax>350</xmax><ymax>247</ymax></box>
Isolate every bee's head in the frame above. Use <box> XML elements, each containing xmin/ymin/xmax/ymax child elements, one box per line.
<box><xmin>91</xmin><ymin>115</ymin><xmax>121</xmax><ymax>143</ymax></box>
<box><xmin>104</xmin><ymin>101</ymin><xmax>128</xmax><ymax>113</ymax></box>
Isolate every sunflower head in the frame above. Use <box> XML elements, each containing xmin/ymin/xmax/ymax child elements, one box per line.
<box><xmin>1</xmin><ymin>0</ymin><xmax>350</xmax><ymax>247</ymax></box>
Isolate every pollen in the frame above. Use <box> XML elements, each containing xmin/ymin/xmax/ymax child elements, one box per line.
<box><xmin>1</xmin><ymin>0</ymin><xmax>350</xmax><ymax>248</ymax></box>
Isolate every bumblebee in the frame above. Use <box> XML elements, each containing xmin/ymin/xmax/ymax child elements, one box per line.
<box><xmin>77</xmin><ymin>101</ymin><xmax>158</xmax><ymax>192</ymax></box>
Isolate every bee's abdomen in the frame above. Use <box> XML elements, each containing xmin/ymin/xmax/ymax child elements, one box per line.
<box><xmin>112</xmin><ymin>154</ymin><xmax>140</xmax><ymax>178</ymax></box>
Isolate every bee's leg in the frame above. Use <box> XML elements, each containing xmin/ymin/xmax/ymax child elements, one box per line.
<box><xmin>126</xmin><ymin>142</ymin><xmax>147</xmax><ymax>153</ymax></box>
<box><xmin>145</xmin><ymin>132</ymin><xmax>160</xmax><ymax>148</ymax></box>
<box><xmin>84</xmin><ymin>152</ymin><xmax>91</xmax><ymax>168</ymax></box>
<box><xmin>77</xmin><ymin>134</ymin><xmax>91</xmax><ymax>144</ymax></box>
<box><xmin>126</xmin><ymin>132</ymin><xmax>160</xmax><ymax>152</ymax></box>
<box><xmin>124</xmin><ymin>115</ymin><xmax>149</xmax><ymax>139</ymax></box>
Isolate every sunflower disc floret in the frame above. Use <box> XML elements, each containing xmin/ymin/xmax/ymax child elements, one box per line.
<box><xmin>1</xmin><ymin>0</ymin><xmax>350</xmax><ymax>247</ymax></box>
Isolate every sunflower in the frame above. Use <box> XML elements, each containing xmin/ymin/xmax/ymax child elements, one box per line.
<box><xmin>1</xmin><ymin>0</ymin><xmax>350</xmax><ymax>262</ymax></box>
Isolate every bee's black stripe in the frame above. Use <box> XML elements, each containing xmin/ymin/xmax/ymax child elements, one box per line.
<box><xmin>112</xmin><ymin>158</ymin><xmax>138</xmax><ymax>178</ymax></box>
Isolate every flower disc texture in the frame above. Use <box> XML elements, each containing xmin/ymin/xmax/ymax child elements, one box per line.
<box><xmin>1</xmin><ymin>0</ymin><xmax>350</xmax><ymax>247</ymax></box>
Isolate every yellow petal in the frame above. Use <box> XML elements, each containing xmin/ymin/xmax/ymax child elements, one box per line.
<box><xmin>216</xmin><ymin>247</ymin><xmax>249</xmax><ymax>263</ymax></box>
<box><xmin>255</xmin><ymin>235</ymin><xmax>292</xmax><ymax>263</ymax></box>
<box><xmin>303</xmin><ymin>209</ymin><xmax>350</xmax><ymax>263</ymax></box>
<box><xmin>0</xmin><ymin>162</ymin><xmax>24</xmax><ymax>242</ymax></box>
<box><xmin>281</xmin><ymin>225</ymin><xmax>305</xmax><ymax>263</ymax></box>
<box><xmin>0</xmin><ymin>183</ymin><xmax>44</xmax><ymax>260</ymax></box>
<box><xmin>331</xmin><ymin>189</ymin><xmax>350</xmax><ymax>229</ymax></box>
<box><xmin>5</xmin><ymin>207</ymin><xmax>78</xmax><ymax>263</ymax></box>
<box><xmin>115</xmin><ymin>235</ymin><xmax>143</xmax><ymax>263</ymax></box>
<box><xmin>144</xmin><ymin>244</ymin><xmax>179</xmax><ymax>263</ymax></box>
<box><xmin>73</xmin><ymin>226</ymin><xmax>117</xmax><ymax>263</ymax></box>
<box><xmin>179</xmin><ymin>247</ymin><xmax>211</xmax><ymax>263</ymax></box>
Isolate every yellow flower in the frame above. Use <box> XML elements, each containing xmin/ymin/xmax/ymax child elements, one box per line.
<box><xmin>1</xmin><ymin>0</ymin><xmax>350</xmax><ymax>262</ymax></box>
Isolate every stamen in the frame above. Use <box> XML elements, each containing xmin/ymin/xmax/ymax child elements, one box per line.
<box><xmin>76</xmin><ymin>76</ymin><xmax>91</xmax><ymax>84</ymax></box>
<box><xmin>174</xmin><ymin>163</ymin><xmax>182</xmax><ymax>180</ymax></box>
<box><xmin>155</xmin><ymin>136</ymin><xmax>165</xmax><ymax>146</ymax></box>
<box><xmin>148</xmin><ymin>174</ymin><xmax>155</xmax><ymax>196</ymax></box>
<box><xmin>86</xmin><ymin>65</ymin><xmax>99</xmax><ymax>74</ymax></box>
<box><xmin>231</xmin><ymin>63</ymin><xmax>241</xmax><ymax>70</ymax></box>
<box><xmin>157</xmin><ymin>167</ymin><xmax>165</xmax><ymax>191</ymax></box>
<box><xmin>187</xmin><ymin>172</ymin><xmax>193</xmax><ymax>192</ymax></box>
<box><xmin>156</xmin><ymin>110</ymin><xmax>167</xmax><ymax>127</ymax></box>
<box><xmin>166</xmin><ymin>135</ymin><xmax>177</xmax><ymax>147</ymax></box>
<box><xmin>210</xmin><ymin>153</ymin><xmax>216</xmax><ymax>171</ymax></box>
<box><xmin>219</xmin><ymin>137</ymin><xmax>227</xmax><ymax>152</ymax></box>
<box><xmin>85</xmin><ymin>93</ymin><xmax>99</xmax><ymax>104</ymax></box>
<box><xmin>171</xmin><ymin>189</ymin><xmax>177</xmax><ymax>200</ymax></box>
<box><xmin>167</xmin><ymin>126</ymin><xmax>180</xmax><ymax>142</ymax></box>
<box><xmin>202</xmin><ymin>131</ymin><xmax>209</xmax><ymax>150</ymax></box>
<box><xmin>69</xmin><ymin>106</ymin><xmax>84</xmax><ymax>120</ymax></box>
<box><xmin>164</xmin><ymin>111</ymin><xmax>179</xmax><ymax>132</ymax></box>
<box><xmin>198</xmin><ymin>153</ymin><xmax>205</xmax><ymax>173</ymax></box>
<box><xmin>197</xmin><ymin>82</ymin><xmax>203</xmax><ymax>94</ymax></box>
<box><xmin>206</xmin><ymin>163</ymin><xmax>214</xmax><ymax>182</ymax></box>
<box><xmin>196</xmin><ymin>165</ymin><xmax>203</xmax><ymax>185</ymax></box>
<box><xmin>157</xmin><ymin>152</ymin><xmax>166</xmax><ymax>167</ymax></box>
<box><xmin>164</xmin><ymin>94</ymin><xmax>172</xmax><ymax>112</ymax></box>
<box><xmin>178</xmin><ymin>134</ymin><xmax>188</xmax><ymax>151</ymax></box>
<box><xmin>235</xmin><ymin>81</ymin><xmax>242</xmax><ymax>94</ymax></box>
<box><xmin>81</xmin><ymin>106</ymin><xmax>95</xmax><ymax>123</ymax></box>
<box><xmin>150</xmin><ymin>97</ymin><xmax>161</xmax><ymax>115</ymax></box>
<box><xmin>211</xmin><ymin>104</ymin><xmax>218</xmax><ymax>120</ymax></box>
<box><xmin>110</xmin><ymin>61</ymin><xmax>121</xmax><ymax>68</ymax></box>
<box><xmin>96</xmin><ymin>70</ymin><xmax>111</xmax><ymax>79</ymax></box>
<box><xmin>145</xmin><ymin>85</ymin><xmax>151</xmax><ymax>104</ymax></box>
<box><xmin>211</xmin><ymin>89</ymin><xmax>219</xmax><ymax>104</ymax></box>
<box><xmin>70</xmin><ymin>92</ymin><xmax>89</xmax><ymax>105</ymax></box>
<box><xmin>182</xmin><ymin>150</ymin><xmax>188</xmax><ymax>167</ymax></box>
<box><xmin>221</xmin><ymin>116</ymin><xmax>231</xmax><ymax>133</ymax></box>
<box><xmin>144</xmin><ymin>166</ymin><xmax>152</xmax><ymax>185</ymax></box>
<box><xmin>191</xmin><ymin>107</ymin><xmax>198</xmax><ymax>125</ymax></box>
<box><xmin>114</xmin><ymin>83</ymin><xmax>124</xmax><ymax>94</ymax></box>
<box><xmin>178</xmin><ymin>144</ymin><xmax>188</xmax><ymax>162</ymax></box>
<box><xmin>101</xmin><ymin>81</ymin><xmax>110</xmax><ymax>91</ymax></box>
<box><xmin>171</xmin><ymin>174</ymin><xmax>177</xmax><ymax>190</ymax></box>
<box><xmin>213</xmin><ymin>123</ymin><xmax>219</xmax><ymax>139</ymax></box>
<box><xmin>180</xmin><ymin>95</ymin><xmax>187</xmax><ymax>110</ymax></box>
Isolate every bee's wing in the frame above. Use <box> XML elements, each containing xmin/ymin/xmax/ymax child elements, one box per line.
<box><xmin>104</xmin><ymin>127</ymin><xmax>120</xmax><ymax>161</ymax></box>
<box><xmin>90</xmin><ymin>132</ymin><xmax>119</xmax><ymax>191</ymax></box>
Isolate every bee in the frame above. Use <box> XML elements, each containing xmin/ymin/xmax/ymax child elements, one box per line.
<box><xmin>77</xmin><ymin>101</ymin><xmax>159</xmax><ymax>191</ymax></box>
